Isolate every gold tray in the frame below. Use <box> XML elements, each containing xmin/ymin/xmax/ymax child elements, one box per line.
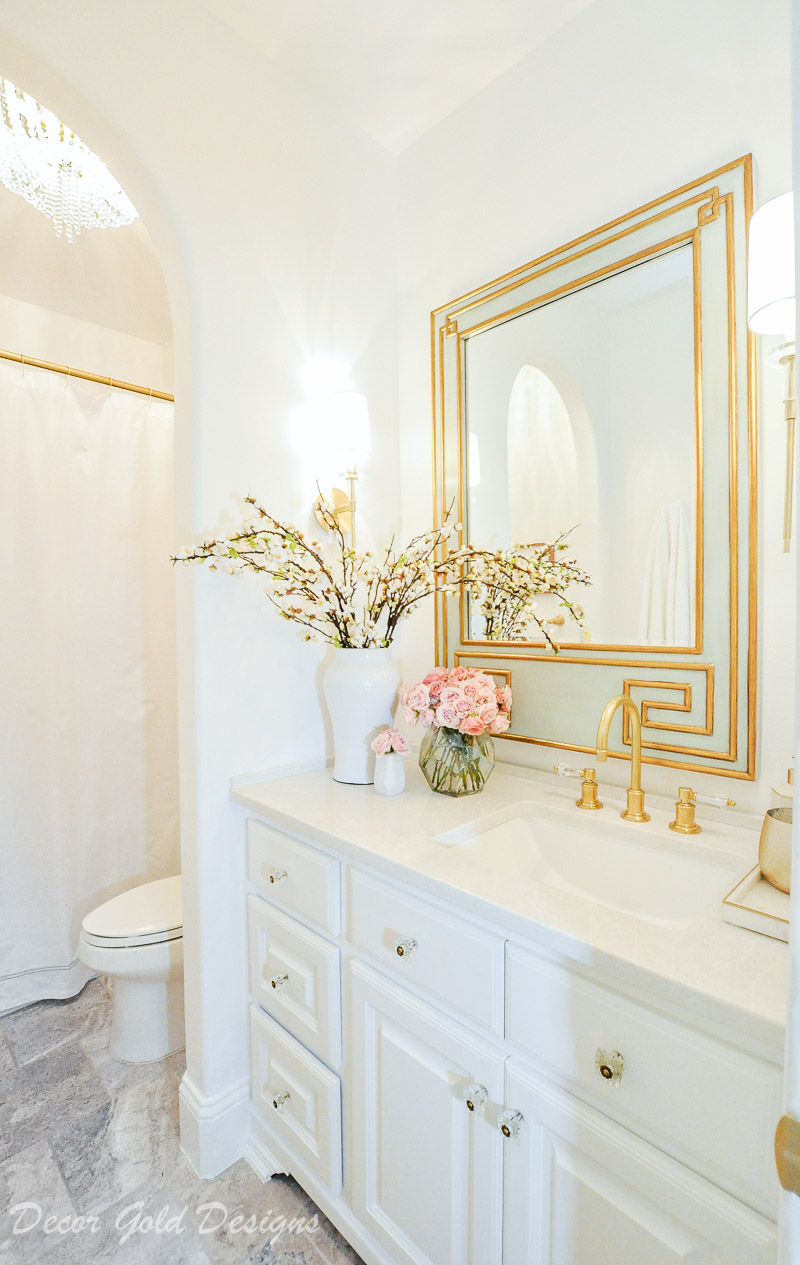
<box><xmin>722</xmin><ymin>864</ymin><xmax>789</xmax><ymax>942</ymax></box>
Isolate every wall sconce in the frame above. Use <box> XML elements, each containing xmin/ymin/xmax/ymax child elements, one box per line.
<box><xmin>747</xmin><ymin>191</ymin><xmax>796</xmax><ymax>551</ymax></box>
<box><xmin>314</xmin><ymin>391</ymin><xmax>371</xmax><ymax>550</ymax></box>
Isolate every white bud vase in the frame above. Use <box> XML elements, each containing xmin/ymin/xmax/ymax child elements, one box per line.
<box><xmin>374</xmin><ymin>753</ymin><xmax>406</xmax><ymax>797</ymax></box>
<box><xmin>323</xmin><ymin>647</ymin><xmax>401</xmax><ymax>785</ymax></box>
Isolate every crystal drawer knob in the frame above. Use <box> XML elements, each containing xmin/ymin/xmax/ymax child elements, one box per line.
<box><xmin>269</xmin><ymin>971</ymin><xmax>289</xmax><ymax>992</ymax></box>
<box><xmin>464</xmin><ymin>1083</ymin><xmax>488</xmax><ymax>1115</ymax></box>
<box><xmin>395</xmin><ymin>935</ymin><xmax>417</xmax><ymax>960</ymax></box>
<box><xmin>270</xmin><ymin>1089</ymin><xmax>290</xmax><ymax>1112</ymax></box>
<box><xmin>498</xmin><ymin>1109</ymin><xmax>524</xmax><ymax>1140</ymax></box>
<box><xmin>595</xmin><ymin>1048</ymin><xmax>624</xmax><ymax>1086</ymax></box>
<box><xmin>267</xmin><ymin>868</ymin><xmax>287</xmax><ymax>885</ymax></box>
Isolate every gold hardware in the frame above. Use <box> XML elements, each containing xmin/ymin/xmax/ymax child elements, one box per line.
<box><xmin>267</xmin><ymin>868</ymin><xmax>287</xmax><ymax>885</ymax></box>
<box><xmin>595</xmin><ymin>1048</ymin><xmax>624</xmax><ymax>1086</ymax></box>
<box><xmin>464</xmin><ymin>1083</ymin><xmax>488</xmax><ymax>1115</ymax></box>
<box><xmin>269</xmin><ymin>971</ymin><xmax>289</xmax><ymax>991</ymax></box>
<box><xmin>553</xmin><ymin>762</ymin><xmax>602</xmax><ymax>809</ymax></box>
<box><xmin>498</xmin><ymin>1108</ymin><xmax>524</xmax><ymax>1139</ymax></box>
<box><xmin>314</xmin><ymin>481</ymin><xmax>355</xmax><ymax>540</ymax></box>
<box><xmin>271</xmin><ymin>1089</ymin><xmax>290</xmax><ymax>1112</ymax></box>
<box><xmin>670</xmin><ymin>787</ymin><xmax>701</xmax><ymax>834</ymax></box>
<box><xmin>669</xmin><ymin>786</ymin><xmax>736</xmax><ymax>834</ymax></box>
<box><xmin>775</xmin><ymin>1113</ymin><xmax>800</xmax><ymax>1194</ymax></box>
<box><xmin>0</xmin><ymin>345</ymin><xmax>173</xmax><ymax>401</ymax></box>
<box><xmin>577</xmin><ymin>768</ymin><xmax>602</xmax><ymax>811</ymax></box>
<box><xmin>395</xmin><ymin>935</ymin><xmax>417</xmax><ymax>959</ymax></box>
<box><xmin>595</xmin><ymin>696</ymin><xmax>650</xmax><ymax>822</ymax></box>
<box><xmin>544</xmin><ymin>614</ymin><xmax>565</xmax><ymax>627</ymax></box>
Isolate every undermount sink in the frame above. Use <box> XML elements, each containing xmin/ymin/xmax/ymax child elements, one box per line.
<box><xmin>435</xmin><ymin>804</ymin><xmax>741</xmax><ymax>925</ymax></box>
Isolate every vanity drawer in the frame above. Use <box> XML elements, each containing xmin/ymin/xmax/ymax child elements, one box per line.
<box><xmin>506</xmin><ymin>944</ymin><xmax>781</xmax><ymax>1215</ymax></box>
<box><xmin>347</xmin><ymin>868</ymin><xmax>505</xmax><ymax>1033</ymax></box>
<box><xmin>248</xmin><ymin>896</ymin><xmax>341</xmax><ymax>1067</ymax></box>
<box><xmin>249</xmin><ymin>1004</ymin><xmax>342</xmax><ymax>1192</ymax></box>
<box><xmin>247</xmin><ymin>819</ymin><xmax>341</xmax><ymax>934</ymax></box>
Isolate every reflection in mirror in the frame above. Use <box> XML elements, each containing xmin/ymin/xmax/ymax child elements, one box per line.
<box><xmin>465</xmin><ymin>245</ymin><xmax>697</xmax><ymax>647</ymax></box>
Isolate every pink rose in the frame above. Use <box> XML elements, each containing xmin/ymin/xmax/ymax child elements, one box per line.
<box><xmin>401</xmin><ymin>704</ymin><xmax>415</xmax><ymax>726</ymax></box>
<box><xmin>437</xmin><ymin>705</ymin><xmax>459</xmax><ymax>728</ymax></box>
<box><xmin>500</xmin><ymin>685</ymin><xmax>512</xmax><ymax>710</ymax></box>
<box><xmin>384</xmin><ymin>727</ymin><xmax>409</xmax><ymax>754</ymax></box>
<box><xmin>462</xmin><ymin>681</ymin><xmax>479</xmax><ymax>701</ymax></box>
<box><xmin>451</xmin><ymin>667</ymin><xmax>469</xmax><ymax>681</ymax></box>
<box><xmin>479</xmin><ymin>703</ymin><xmax>498</xmax><ymax>725</ymax></box>
<box><xmin>440</xmin><ymin>685</ymin><xmax>463</xmax><ymax>708</ymax></box>
<box><xmin>460</xmin><ymin>714</ymin><xmax>486</xmax><ymax>736</ymax></box>
<box><xmin>371</xmin><ymin>729</ymin><xmax>393</xmax><ymax>755</ymax></box>
<box><xmin>455</xmin><ymin>694</ymin><xmax>472</xmax><ymax>717</ymax></box>
<box><xmin>423</xmin><ymin>668</ymin><xmax>449</xmax><ymax>685</ymax></box>
<box><xmin>406</xmin><ymin>683</ymin><xmax>431</xmax><ymax>713</ymax></box>
<box><xmin>489</xmin><ymin>712</ymin><xmax>510</xmax><ymax>734</ymax></box>
<box><xmin>421</xmin><ymin>708</ymin><xmax>436</xmax><ymax>728</ymax></box>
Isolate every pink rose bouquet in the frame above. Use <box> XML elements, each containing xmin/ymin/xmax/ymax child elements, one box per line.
<box><xmin>399</xmin><ymin>667</ymin><xmax>511</xmax><ymax>796</ymax></box>
<box><xmin>399</xmin><ymin>667</ymin><xmax>511</xmax><ymax>738</ymax></box>
<box><xmin>370</xmin><ymin>727</ymin><xmax>410</xmax><ymax>756</ymax></box>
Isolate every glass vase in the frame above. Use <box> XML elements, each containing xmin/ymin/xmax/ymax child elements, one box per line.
<box><xmin>419</xmin><ymin>726</ymin><xmax>495</xmax><ymax>797</ymax></box>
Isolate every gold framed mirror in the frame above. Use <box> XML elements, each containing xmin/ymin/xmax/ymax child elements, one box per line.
<box><xmin>432</xmin><ymin>156</ymin><xmax>756</xmax><ymax>779</ymax></box>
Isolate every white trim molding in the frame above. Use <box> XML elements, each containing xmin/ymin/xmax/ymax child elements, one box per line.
<box><xmin>178</xmin><ymin>1071</ymin><xmax>250</xmax><ymax>1178</ymax></box>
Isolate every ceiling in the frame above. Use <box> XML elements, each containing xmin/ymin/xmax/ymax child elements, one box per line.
<box><xmin>0</xmin><ymin>183</ymin><xmax>172</xmax><ymax>343</ymax></box>
<box><xmin>196</xmin><ymin>0</ymin><xmax>597</xmax><ymax>153</ymax></box>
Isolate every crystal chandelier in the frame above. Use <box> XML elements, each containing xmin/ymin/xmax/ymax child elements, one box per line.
<box><xmin>0</xmin><ymin>77</ymin><xmax>137</xmax><ymax>241</ymax></box>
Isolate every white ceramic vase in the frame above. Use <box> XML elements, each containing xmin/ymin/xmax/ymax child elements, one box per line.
<box><xmin>323</xmin><ymin>647</ymin><xmax>401</xmax><ymax>785</ymax></box>
<box><xmin>374</xmin><ymin>753</ymin><xmax>406</xmax><ymax>798</ymax></box>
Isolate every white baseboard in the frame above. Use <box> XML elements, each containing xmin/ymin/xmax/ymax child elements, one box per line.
<box><xmin>178</xmin><ymin>1071</ymin><xmax>250</xmax><ymax>1178</ymax></box>
<box><xmin>243</xmin><ymin>1130</ymin><xmax>288</xmax><ymax>1182</ymax></box>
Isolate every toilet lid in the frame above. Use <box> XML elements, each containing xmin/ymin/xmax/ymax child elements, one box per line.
<box><xmin>82</xmin><ymin>875</ymin><xmax>182</xmax><ymax>945</ymax></box>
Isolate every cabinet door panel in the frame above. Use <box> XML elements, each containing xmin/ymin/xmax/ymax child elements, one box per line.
<box><xmin>504</xmin><ymin>1060</ymin><xmax>776</xmax><ymax>1265</ymax></box>
<box><xmin>349</xmin><ymin>960</ymin><xmax>505</xmax><ymax>1265</ymax></box>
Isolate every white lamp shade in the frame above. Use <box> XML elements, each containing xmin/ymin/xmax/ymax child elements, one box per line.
<box><xmin>329</xmin><ymin>391</ymin><xmax>371</xmax><ymax>463</ymax></box>
<box><xmin>747</xmin><ymin>191</ymin><xmax>796</xmax><ymax>340</ymax></box>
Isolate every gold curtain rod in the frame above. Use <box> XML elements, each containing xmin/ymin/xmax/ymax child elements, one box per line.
<box><xmin>0</xmin><ymin>347</ymin><xmax>174</xmax><ymax>401</ymax></box>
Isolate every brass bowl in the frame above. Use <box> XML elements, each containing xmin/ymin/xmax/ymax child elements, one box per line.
<box><xmin>759</xmin><ymin>807</ymin><xmax>793</xmax><ymax>894</ymax></box>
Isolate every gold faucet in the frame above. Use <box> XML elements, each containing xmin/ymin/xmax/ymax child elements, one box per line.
<box><xmin>595</xmin><ymin>695</ymin><xmax>650</xmax><ymax>823</ymax></box>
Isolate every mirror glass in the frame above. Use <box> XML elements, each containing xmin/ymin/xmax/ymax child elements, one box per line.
<box><xmin>464</xmin><ymin>245</ymin><xmax>697</xmax><ymax>647</ymax></box>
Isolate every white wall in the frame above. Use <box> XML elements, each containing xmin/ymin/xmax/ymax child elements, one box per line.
<box><xmin>396</xmin><ymin>0</ymin><xmax>795</xmax><ymax>813</ymax></box>
<box><xmin>0</xmin><ymin>0</ymin><xmax>399</xmax><ymax>1176</ymax></box>
<box><xmin>0</xmin><ymin>293</ymin><xmax>173</xmax><ymax>393</ymax></box>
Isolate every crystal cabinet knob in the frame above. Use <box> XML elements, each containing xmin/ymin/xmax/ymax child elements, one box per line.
<box><xmin>269</xmin><ymin>971</ymin><xmax>289</xmax><ymax>992</ymax></box>
<box><xmin>595</xmin><ymin>1048</ymin><xmax>624</xmax><ymax>1086</ymax></box>
<box><xmin>498</xmin><ymin>1109</ymin><xmax>524</xmax><ymax>1140</ymax></box>
<box><xmin>270</xmin><ymin>1089</ymin><xmax>290</xmax><ymax>1112</ymax></box>
<box><xmin>395</xmin><ymin>935</ymin><xmax>417</xmax><ymax>960</ymax></box>
<box><xmin>267</xmin><ymin>868</ymin><xmax>287</xmax><ymax>885</ymax></box>
<box><xmin>464</xmin><ymin>1083</ymin><xmax>488</xmax><ymax>1115</ymax></box>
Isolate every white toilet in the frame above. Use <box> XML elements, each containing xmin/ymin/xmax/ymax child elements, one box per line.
<box><xmin>78</xmin><ymin>875</ymin><xmax>184</xmax><ymax>1063</ymax></box>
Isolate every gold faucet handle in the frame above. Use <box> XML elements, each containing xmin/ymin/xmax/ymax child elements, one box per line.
<box><xmin>577</xmin><ymin>768</ymin><xmax>602</xmax><ymax>811</ymax></box>
<box><xmin>669</xmin><ymin>786</ymin><xmax>736</xmax><ymax>835</ymax></box>
<box><xmin>554</xmin><ymin>764</ymin><xmax>603</xmax><ymax>810</ymax></box>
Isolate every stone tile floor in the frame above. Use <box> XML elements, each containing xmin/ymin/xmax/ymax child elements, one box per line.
<box><xmin>0</xmin><ymin>979</ymin><xmax>364</xmax><ymax>1264</ymax></box>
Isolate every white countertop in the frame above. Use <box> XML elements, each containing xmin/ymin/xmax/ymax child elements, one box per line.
<box><xmin>232</xmin><ymin>761</ymin><xmax>789</xmax><ymax>1063</ymax></box>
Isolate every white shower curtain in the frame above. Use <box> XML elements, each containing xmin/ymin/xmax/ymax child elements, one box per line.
<box><xmin>0</xmin><ymin>358</ymin><xmax>179</xmax><ymax>1013</ymax></box>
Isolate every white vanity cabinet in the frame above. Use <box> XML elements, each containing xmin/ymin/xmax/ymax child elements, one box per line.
<box><xmin>242</xmin><ymin>809</ymin><xmax>780</xmax><ymax>1265</ymax></box>
<box><xmin>348</xmin><ymin>961</ymin><xmax>505</xmax><ymax>1265</ymax></box>
<box><xmin>503</xmin><ymin>1061</ymin><xmax>775</xmax><ymax>1265</ymax></box>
